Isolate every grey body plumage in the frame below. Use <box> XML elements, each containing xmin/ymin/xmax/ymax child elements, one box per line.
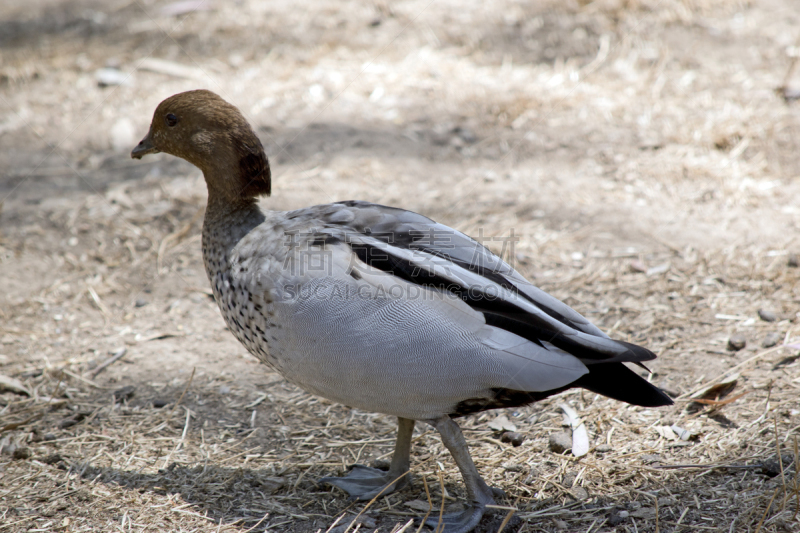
<box><xmin>133</xmin><ymin>90</ymin><xmax>672</xmax><ymax>533</ymax></box>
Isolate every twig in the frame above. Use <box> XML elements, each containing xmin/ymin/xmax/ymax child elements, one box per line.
<box><xmin>754</xmin><ymin>488</ymin><xmax>779</xmax><ymax>533</ymax></box>
<box><xmin>167</xmin><ymin>367</ymin><xmax>196</xmax><ymax>418</ymax></box>
<box><xmin>60</xmin><ymin>368</ymin><xmax>112</xmax><ymax>390</ymax></box>
<box><xmin>343</xmin><ymin>470</ymin><xmax>410</xmax><ymax>533</ymax></box>
<box><xmin>775</xmin><ymin>417</ymin><xmax>787</xmax><ymax>508</ymax></box>
<box><xmin>792</xmin><ymin>436</ymin><xmax>799</xmax><ymax>522</ymax></box>
<box><xmin>0</xmin><ymin>413</ymin><xmax>43</xmax><ymax>434</ymax></box>
<box><xmin>435</xmin><ymin>470</ymin><xmax>446</xmax><ymax>533</ymax></box>
<box><xmin>241</xmin><ymin>511</ymin><xmax>270</xmax><ymax>533</ymax></box>
<box><xmin>678</xmin><ymin>345</ymin><xmax>788</xmax><ymax>400</ymax></box>
<box><xmin>414</xmin><ymin>475</ymin><xmax>433</xmax><ymax>533</ymax></box>
<box><xmin>87</xmin><ymin>348</ymin><xmax>127</xmax><ymax>379</ymax></box>
<box><xmin>325</xmin><ymin>514</ymin><xmax>345</xmax><ymax>533</ymax></box>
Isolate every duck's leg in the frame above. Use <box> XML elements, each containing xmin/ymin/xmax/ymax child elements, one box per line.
<box><xmin>424</xmin><ymin>416</ymin><xmax>505</xmax><ymax>533</ymax></box>
<box><xmin>320</xmin><ymin>417</ymin><xmax>414</xmax><ymax>500</ymax></box>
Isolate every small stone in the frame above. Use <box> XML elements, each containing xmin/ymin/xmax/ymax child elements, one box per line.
<box><xmin>503</xmin><ymin>462</ymin><xmax>523</xmax><ymax>472</ymax></box>
<box><xmin>548</xmin><ymin>431</ymin><xmax>572</xmax><ymax>454</ymax></box>
<box><xmin>595</xmin><ymin>444</ymin><xmax>612</xmax><ymax>453</ymax></box>
<box><xmin>41</xmin><ymin>453</ymin><xmax>64</xmax><ymax>465</ymax></box>
<box><xmin>727</xmin><ymin>334</ymin><xmax>746</xmax><ymax>351</ymax></box>
<box><xmin>554</xmin><ymin>519</ymin><xmax>568</xmax><ymax>530</ymax></box>
<box><xmin>152</xmin><ymin>399</ymin><xmax>169</xmax><ymax>408</ymax></box>
<box><xmin>628</xmin><ymin>501</ymin><xmax>642</xmax><ymax>511</ymax></box>
<box><xmin>760</xmin><ymin>455</ymin><xmax>795</xmax><ymax>478</ymax></box>
<box><xmin>631</xmin><ymin>507</ymin><xmax>656</xmax><ymax>519</ymax></box>
<box><xmin>135</xmin><ymin>298</ymin><xmax>149</xmax><ymax>308</ymax></box>
<box><xmin>110</xmin><ymin>117</ymin><xmax>136</xmax><ymax>152</ymax></box>
<box><xmin>500</xmin><ymin>431</ymin><xmax>525</xmax><ymax>447</ymax></box>
<box><xmin>95</xmin><ymin>67</ymin><xmax>129</xmax><ymax>87</ymax></box>
<box><xmin>13</xmin><ymin>447</ymin><xmax>31</xmax><ymax>460</ymax></box>
<box><xmin>758</xmin><ymin>309</ymin><xmax>777</xmax><ymax>322</ymax></box>
<box><xmin>640</xmin><ymin>454</ymin><xmax>662</xmax><ymax>465</ymax></box>
<box><xmin>762</xmin><ymin>332</ymin><xmax>782</xmax><ymax>348</ymax></box>
<box><xmin>572</xmin><ymin>487</ymin><xmax>589</xmax><ymax>500</ymax></box>
<box><xmin>607</xmin><ymin>509</ymin><xmax>629</xmax><ymax>526</ymax></box>
<box><xmin>113</xmin><ymin>385</ymin><xmax>135</xmax><ymax>403</ymax></box>
<box><xmin>562</xmin><ymin>471</ymin><xmax>577</xmax><ymax>487</ymax></box>
<box><xmin>523</xmin><ymin>467</ymin><xmax>539</xmax><ymax>485</ymax></box>
<box><xmin>371</xmin><ymin>459</ymin><xmax>390</xmax><ymax>471</ymax></box>
<box><xmin>788</xmin><ymin>254</ymin><xmax>799</xmax><ymax>268</ymax></box>
<box><xmin>43</xmin><ymin>433</ymin><xmax>56</xmax><ymax>442</ymax></box>
<box><xmin>219</xmin><ymin>385</ymin><xmax>231</xmax><ymax>395</ymax></box>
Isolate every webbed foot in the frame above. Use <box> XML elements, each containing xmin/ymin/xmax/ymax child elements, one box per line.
<box><xmin>320</xmin><ymin>464</ymin><xmax>410</xmax><ymax>501</ymax></box>
<box><xmin>423</xmin><ymin>503</ymin><xmax>487</xmax><ymax>533</ymax></box>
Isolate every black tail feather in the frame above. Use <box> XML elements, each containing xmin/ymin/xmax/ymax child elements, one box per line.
<box><xmin>575</xmin><ymin>362</ymin><xmax>673</xmax><ymax>407</ymax></box>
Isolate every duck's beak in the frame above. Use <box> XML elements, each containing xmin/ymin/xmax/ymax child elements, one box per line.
<box><xmin>131</xmin><ymin>133</ymin><xmax>158</xmax><ymax>159</ymax></box>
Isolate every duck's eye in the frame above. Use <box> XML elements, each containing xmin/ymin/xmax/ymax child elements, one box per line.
<box><xmin>165</xmin><ymin>113</ymin><xmax>179</xmax><ymax>127</ymax></box>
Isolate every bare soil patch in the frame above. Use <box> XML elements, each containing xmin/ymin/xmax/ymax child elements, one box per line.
<box><xmin>1</xmin><ymin>1</ymin><xmax>799</xmax><ymax>532</ymax></box>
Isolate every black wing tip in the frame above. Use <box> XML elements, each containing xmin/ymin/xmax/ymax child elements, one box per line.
<box><xmin>574</xmin><ymin>362</ymin><xmax>674</xmax><ymax>407</ymax></box>
<box><xmin>617</xmin><ymin>340</ymin><xmax>658</xmax><ymax>362</ymax></box>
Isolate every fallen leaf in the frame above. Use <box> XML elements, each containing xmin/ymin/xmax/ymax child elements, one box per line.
<box><xmin>559</xmin><ymin>403</ymin><xmax>589</xmax><ymax>457</ymax></box>
<box><xmin>0</xmin><ymin>375</ymin><xmax>29</xmax><ymax>396</ymax></box>
<box><xmin>488</xmin><ymin>414</ymin><xmax>516</xmax><ymax>433</ymax></box>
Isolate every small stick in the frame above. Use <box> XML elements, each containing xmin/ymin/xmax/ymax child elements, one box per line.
<box><xmin>324</xmin><ymin>514</ymin><xmax>345</xmax><ymax>533</ymax></box>
<box><xmin>678</xmin><ymin>346</ymin><xmax>786</xmax><ymax>400</ymax></box>
<box><xmin>167</xmin><ymin>367</ymin><xmax>196</xmax><ymax>418</ymax></box>
<box><xmin>343</xmin><ymin>471</ymin><xmax>410</xmax><ymax>533</ymax></box>
<box><xmin>414</xmin><ymin>476</ymin><xmax>433</xmax><ymax>533</ymax></box>
<box><xmin>241</xmin><ymin>511</ymin><xmax>270</xmax><ymax>533</ymax></box>
<box><xmin>495</xmin><ymin>501</ymin><xmax>517</xmax><ymax>533</ymax></box>
<box><xmin>87</xmin><ymin>348</ymin><xmax>127</xmax><ymax>379</ymax></box>
<box><xmin>775</xmin><ymin>417</ymin><xmax>787</xmax><ymax>509</ymax></box>
<box><xmin>792</xmin><ymin>436</ymin><xmax>799</xmax><ymax>522</ymax></box>
<box><xmin>393</xmin><ymin>518</ymin><xmax>414</xmax><ymax>533</ymax></box>
<box><xmin>435</xmin><ymin>471</ymin><xmax>446</xmax><ymax>533</ymax></box>
<box><xmin>754</xmin><ymin>488</ymin><xmax>779</xmax><ymax>533</ymax></box>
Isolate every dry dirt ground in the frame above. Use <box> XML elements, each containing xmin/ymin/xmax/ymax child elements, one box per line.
<box><xmin>2</xmin><ymin>0</ymin><xmax>800</xmax><ymax>532</ymax></box>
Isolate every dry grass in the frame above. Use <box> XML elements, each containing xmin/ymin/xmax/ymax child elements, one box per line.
<box><xmin>2</xmin><ymin>0</ymin><xmax>800</xmax><ymax>532</ymax></box>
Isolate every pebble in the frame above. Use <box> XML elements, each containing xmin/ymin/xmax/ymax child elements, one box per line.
<box><xmin>110</xmin><ymin>117</ymin><xmax>137</xmax><ymax>152</ymax></box>
<box><xmin>762</xmin><ymin>332</ymin><xmax>782</xmax><ymax>348</ymax></box>
<box><xmin>371</xmin><ymin>459</ymin><xmax>390</xmax><ymax>471</ymax></box>
<box><xmin>113</xmin><ymin>385</ymin><xmax>135</xmax><ymax>403</ymax></box>
<box><xmin>607</xmin><ymin>509</ymin><xmax>629</xmax><ymax>526</ymax></box>
<box><xmin>594</xmin><ymin>444</ymin><xmax>612</xmax><ymax>453</ymax></box>
<box><xmin>500</xmin><ymin>431</ymin><xmax>526</xmax><ymax>447</ymax></box>
<box><xmin>562</xmin><ymin>471</ymin><xmax>577</xmax><ymax>487</ymax></box>
<box><xmin>95</xmin><ymin>67</ymin><xmax>129</xmax><ymax>87</ymax></box>
<box><xmin>758</xmin><ymin>309</ymin><xmax>777</xmax><ymax>322</ymax></box>
<box><xmin>135</xmin><ymin>298</ymin><xmax>149</xmax><ymax>308</ymax></box>
<box><xmin>503</xmin><ymin>462</ymin><xmax>524</xmax><ymax>472</ymax></box>
<box><xmin>152</xmin><ymin>399</ymin><xmax>169</xmax><ymax>408</ymax></box>
<box><xmin>548</xmin><ymin>431</ymin><xmax>572</xmax><ymax>454</ymax></box>
<box><xmin>727</xmin><ymin>334</ymin><xmax>746</xmax><ymax>351</ymax></box>
<box><xmin>329</xmin><ymin>515</ymin><xmax>377</xmax><ymax>533</ymax></box>
<box><xmin>788</xmin><ymin>254</ymin><xmax>799</xmax><ymax>268</ymax></box>
<box><xmin>554</xmin><ymin>519</ymin><xmax>568</xmax><ymax>530</ymax></box>
<box><xmin>41</xmin><ymin>453</ymin><xmax>64</xmax><ymax>465</ymax></box>
<box><xmin>572</xmin><ymin>487</ymin><xmax>589</xmax><ymax>500</ymax></box>
<box><xmin>13</xmin><ymin>447</ymin><xmax>31</xmax><ymax>460</ymax></box>
<box><xmin>631</xmin><ymin>507</ymin><xmax>656</xmax><ymax>519</ymax></box>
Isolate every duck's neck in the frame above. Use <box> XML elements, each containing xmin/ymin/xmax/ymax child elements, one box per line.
<box><xmin>201</xmin><ymin>189</ymin><xmax>267</xmax><ymax>278</ymax></box>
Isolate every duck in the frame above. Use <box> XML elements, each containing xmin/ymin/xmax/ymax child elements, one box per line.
<box><xmin>131</xmin><ymin>89</ymin><xmax>672</xmax><ymax>533</ymax></box>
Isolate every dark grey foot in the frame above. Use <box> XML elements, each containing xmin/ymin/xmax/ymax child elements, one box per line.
<box><xmin>319</xmin><ymin>464</ymin><xmax>410</xmax><ymax>501</ymax></box>
<box><xmin>423</xmin><ymin>503</ymin><xmax>487</xmax><ymax>533</ymax></box>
